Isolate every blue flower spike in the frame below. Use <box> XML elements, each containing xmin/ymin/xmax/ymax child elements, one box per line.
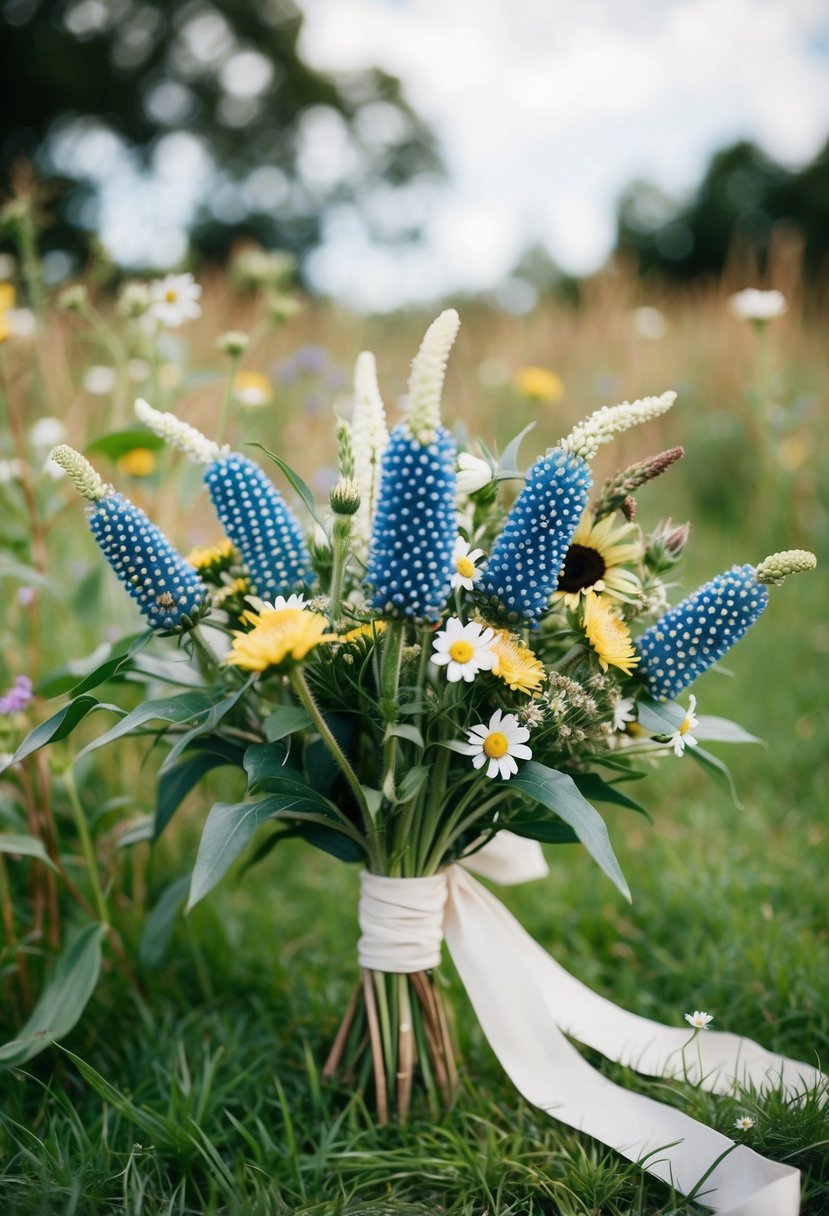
<box><xmin>636</xmin><ymin>549</ymin><xmax>816</xmax><ymax>700</ymax></box>
<box><xmin>366</xmin><ymin>310</ymin><xmax>460</xmax><ymax>621</ymax></box>
<box><xmin>134</xmin><ymin>399</ymin><xmax>312</xmax><ymax>601</ymax></box>
<box><xmin>51</xmin><ymin>445</ymin><xmax>209</xmax><ymax>632</ymax></box>
<box><xmin>480</xmin><ymin>392</ymin><xmax>676</xmax><ymax>624</ymax></box>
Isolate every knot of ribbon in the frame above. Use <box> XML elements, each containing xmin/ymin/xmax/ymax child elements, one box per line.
<box><xmin>357</xmin><ymin>838</ymin><xmax>823</xmax><ymax>1216</ymax></box>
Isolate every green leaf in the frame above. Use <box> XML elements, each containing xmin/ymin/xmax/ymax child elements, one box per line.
<box><xmin>636</xmin><ymin>698</ymin><xmax>686</xmax><ymax>735</ymax></box>
<box><xmin>69</xmin><ymin>632</ymin><xmax>154</xmax><ymax>697</ymax></box>
<box><xmin>59</xmin><ymin>1047</ymin><xmax>177</xmax><ymax>1145</ymax></box>
<box><xmin>0</xmin><ymin>833</ymin><xmax>58</xmax><ymax>871</ymax></box>
<box><xmin>397</xmin><ymin>765</ymin><xmax>430</xmax><ymax>805</ymax></box>
<box><xmin>385</xmin><ymin>723</ymin><xmax>424</xmax><ymax>749</ymax></box>
<box><xmin>79</xmin><ymin>691</ymin><xmax>221</xmax><ymax>757</ymax></box>
<box><xmin>510</xmin><ymin>761</ymin><xmax>630</xmax><ymax>901</ymax></box>
<box><xmin>158</xmin><ymin>679</ymin><xmax>254</xmax><ymax>773</ymax></box>
<box><xmin>0</xmin><ymin>923</ymin><xmax>107</xmax><ymax>1068</ymax></box>
<box><xmin>693</xmin><ymin>716</ymin><xmax>762</xmax><ymax>745</ymax></box>
<box><xmin>85</xmin><ymin>429</ymin><xmax>165</xmax><ymax>460</ymax></box>
<box><xmin>571</xmin><ymin>772</ymin><xmax>651</xmax><ymax>819</ymax></box>
<box><xmin>686</xmin><ymin>745</ymin><xmax>743</xmax><ymax>809</ymax></box>
<box><xmin>138</xmin><ymin>875</ymin><xmax>190</xmax><ymax>968</ymax></box>
<box><xmin>508</xmin><ymin>817</ymin><xmax>579</xmax><ymax>845</ymax></box>
<box><xmin>498</xmin><ymin>421</ymin><xmax>537</xmax><ymax>476</ymax></box>
<box><xmin>247</xmin><ymin>441</ymin><xmax>326</xmax><ymax>530</ymax></box>
<box><xmin>243</xmin><ymin>742</ymin><xmax>292</xmax><ymax>794</ymax></box>
<box><xmin>155</xmin><ymin>748</ymin><xmax>241</xmax><ymax>839</ymax></box>
<box><xmin>290</xmin><ymin>821</ymin><xmax>365</xmax><ymax>862</ymax></box>
<box><xmin>117</xmin><ymin>818</ymin><xmax>154</xmax><ymax>847</ymax></box>
<box><xmin>13</xmin><ymin>696</ymin><xmax>123</xmax><ymax>764</ymax></box>
<box><xmin>263</xmin><ymin>705</ymin><xmax>312</xmax><ymax>742</ymax></box>
<box><xmin>0</xmin><ymin>555</ymin><xmax>55</xmax><ymax>592</ymax></box>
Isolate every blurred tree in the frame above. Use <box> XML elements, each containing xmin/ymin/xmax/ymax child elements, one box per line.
<box><xmin>615</xmin><ymin>139</ymin><xmax>829</xmax><ymax>281</ymax></box>
<box><xmin>0</xmin><ymin>0</ymin><xmax>442</xmax><ymax>274</ymax></box>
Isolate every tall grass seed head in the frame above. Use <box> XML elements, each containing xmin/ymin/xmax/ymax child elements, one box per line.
<box><xmin>478</xmin><ymin>448</ymin><xmax>592</xmax><ymax>624</ymax></box>
<box><xmin>636</xmin><ymin>564</ymin><xmax>768</xmax><ymax>700</ymax></box>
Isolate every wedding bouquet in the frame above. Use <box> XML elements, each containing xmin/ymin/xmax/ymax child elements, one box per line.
<box><xmin>32</xmin><ymin>310</ymin><xmax>821</xmax><ymax>1213</ymax></box>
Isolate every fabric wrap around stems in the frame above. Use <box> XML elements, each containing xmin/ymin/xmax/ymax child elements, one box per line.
<box><xmin>357</xmin><ymin>853</ymin><xmax>823</xmax><ymax>1216</ymax></box>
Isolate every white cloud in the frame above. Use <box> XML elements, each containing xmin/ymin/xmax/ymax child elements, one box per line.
<box><xmin>298</xmin><ymin>0</ymin><xmax>829</xmax><ymax>308</ymax></box>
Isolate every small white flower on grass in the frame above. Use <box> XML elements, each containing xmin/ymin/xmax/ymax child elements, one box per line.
<box><xmin>456</xmin><ymin>452</ymin><xmax>493</xmax><ymax>496</ymax></box>
<box><xmin>734</xmin><ymin>1115</ymin><xmax>755</xmax><ymax>1131</ymax></box>
<box><xmin>670</xmin><ymin>695</ymin><xmax>699</xmax><ymax>757</ymax></box>
<box><xmin>148</xmin><ymin>273</ymin><xmax>202</xmax><ymax>328</ymax></box>
<box><xmin>457</xmin><ymin>709</ymin><xmax>532</xmax><ymax>779</ymax></box>
<box><xmin>728</xmin><ymin>288</ymin><xmax>787</xmax><ymax>323</ymax></box>
<box><xmin>450</xmin><ymin>537</ymin><xmax>485</xmax><ymax>591</ymax></box>
<box><xmin>431</xmin><ymin>618</ymin><xmax>497</xmax><ymax>683</ymax></box>
<box><xmin>83</xmin><ymin>365</ymin><xmax>117</xmax><ymax>396</ymax></box>
<box><xmin>612</xmin><ymin>696</ymin><xmax>636</xmax><ymax>732</ymax></box>
<box><xmin>684</xmin><ymin>1010</ymin><xmax>713</xmax><ymax>1030</ymax></box>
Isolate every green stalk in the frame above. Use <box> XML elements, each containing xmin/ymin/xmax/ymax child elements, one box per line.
<box><xmin>215</xmin><ymin>350</ymin><xmax>241</xmax><ymax>447</ymax></box>
<box><xmin>62</xmin><ymin>767</ymin><xmax>109</xmax><ymax>926</ymax></box>
<box><xmin>328</xmin><ymin>515</ymin><xmax>351</xmax><ymax>620</ymax></box>
<box><xmin>290</xmin><ymin>667</ymin><xmax>373</xmax><ymax>831</ymax></box>
<box><xmin>380</xmin><ymin>620</ymin><xmax>406</xmax><ymax>802</ymax></box>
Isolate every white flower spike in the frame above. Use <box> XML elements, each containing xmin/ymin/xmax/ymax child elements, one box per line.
<box><xmin>350</xmin><ymin>350</ymin><xmax>389</xmax><ymax>560</ymax></box>
<box><xmin>670</xmin><ymin>695</ymin><xmax>699</xmax><ymax>757</ymax></box>
<box><xmin>684</xmin><ymin>1010</ymin><xmax>713</xmax><ymax>1030</ymax></box>
<box><xmin>406</xmin><ymin>309</ymin><xmax>460</xmax><ymax>445</ymax></box>
<box><xmin>430</xmin><ymin>618</ymin><xmax>497</xmax><ymax>683</ymax></box>
<box><xmin>561</xmin><ymin>391</ymin><xmax>676</xmax><ymax>462</ymax></box>
<box><xmin>457</xmin><ymin>709</ymin><xmax>533</xmax><ymax>780</ymax></box>
<box><xmin>135</xmin><ymin>398</ymin><xmax>227</xmax><ymax>465</ymax></box>
<box><xmin>450</xmin><ymin>537</ymin><xmax>485</xmax><ymax>592</ymax></box>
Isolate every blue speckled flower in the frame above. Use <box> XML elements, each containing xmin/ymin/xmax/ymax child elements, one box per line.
<box><xmin>88</xmin><ymin>492</ymin><xmax>209</xmax><ymax>631</ymax></box>
<box><xmin>636</xmin><ymin>564</ymin><xmax>768</xmax><ymax>700</ymax></box>
<box><xmin>367</xmin><ymin>425</ymin><xmax>456</xmax><ymax>620</ymax></box>
<box><xmin>478</xmin><ymin>449</ymin><xmax>592</xmax><ymax>623</ymax></box>
<box><xmin>204</xmin><ymin>454</ymin><xmax>312</xmax><ymax>600</ymax></box>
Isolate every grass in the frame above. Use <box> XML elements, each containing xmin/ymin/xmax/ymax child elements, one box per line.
<box><xmin>1</xmin><ymin>252</ymin><xmax>828</xmax><ymax>1213</ymax></box>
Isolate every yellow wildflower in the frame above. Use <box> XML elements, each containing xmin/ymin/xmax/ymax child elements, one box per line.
<box><xmin>233</xmin><ymin>369</ymin><xmax>273</xmax><ymax>407</ymax></box>
<box><xmin>491</xmin><ymin>629</ymin><xmax>545</xmax><ymax>695</ymax></box>
<box><xmin>186</xmin><ymin>539</ymin><xmax>236</xmax><ymax>574</ymax></box>
<box><xmin>225</xmin><ymin>608</ymin><xmax>336</xmax><ymax>672</ymax></box>
<box><xmin>581</xmin><ymin>592</ymin><xmax>638</xmax><ymax>676</ymax></box>
<box><xmin>514</xmin><ymin>366</ymin><xmax>564</xmax><ymax>404</ymax></box>
<box><xmin>117</xmin><ymin>448</ymin><xmax>157</xmax><ymax>478</ymax></box>
<box><xmin>0</xmin><ymin>283</ymin><xmax>16</xmax><ymax>343</ymax></box>
<box><xmin>340</xmin><ymin>619</ymin><xmax>388</xmax><ymax>643</ymax></box>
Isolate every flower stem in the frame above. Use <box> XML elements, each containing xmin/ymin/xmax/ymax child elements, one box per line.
<box><xmin>380</xmin><ymin>620</ymin><xmax>406</xmax><ymax>801</ymax></box>
<box><xmin>290</xmin><ymin>667</ymin><xmax>373</xmax><ymax>830</ymax></box>
<box><xmin>62</xmin><ymin>767</ymin><xmax>109</xmax><ymax>926</ymax></box>
<box><xmin>215</xmin><ymin>351</ymin><xmax>241</xmax><ymax>447</ymax></box>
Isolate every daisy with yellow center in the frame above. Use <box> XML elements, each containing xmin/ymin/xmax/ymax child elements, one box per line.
<box><xmin>581</xmin><ymin>592</ymin><xmax>639</xmax><ymax>676</ymax></box>
<box><xmin>491</xmin><ymin>628</ymin><xmax>546</xmax><ymax>695</ymax></box>
<box><xmin>233</xmin><ymin>370</ymin><xmax>273</xmax><ymax>407</ymax></box>
<box><xmin>669</xmin><ymin>695</ymin><xmax>699</xmax><ymax>757</ymax></box>
<box><xmin>457</xmin><ymin>708</ymin><xmax>533</xmax><ymax>779</ymax></box>
<box><xmin>554</xmin><ymin>509</ymin><xmax>642</xmax><ymax>610</ymax></box>
<box><xmin>450</xmin><ymin>536</ymin><xmax>485</xmax><ymax>591</ymax></box>
<box><xmin>225</xmin><ymin>608</ymin><xmax>336</xmax><ymax>672</ymax></box>
<box><xmin>430</xmin><ymin>618</ymin><xmax>497</xmax><ymax>683</ymax></box>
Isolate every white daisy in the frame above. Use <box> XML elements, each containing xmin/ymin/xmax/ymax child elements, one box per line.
<box><xmin>450</xmin><ymin>537</ymin><xmax>485</xmax><ymax>592</ymax></box>
<box><xmin>456</xmin><ymin>452</ymin><xmax>493</xmax><ymax>496</ymax></box>
<box><xmin>728</xmin><ymin>288</ymin><xmax>787</xmax><ymax>323</ymax></box>
<box><xmin>247</xmin><ymin>593</ymin><xmax>306</xmax><ymax>614</ymax></box>
<box><xmin>684</xmin><ymin>1010</ymin><xmax>713</xmax><ymax>1030</ymax></box>
<box><xmin>82</xmin><ymin>365</ymin><xmax>117</xmax><ymax>396</ymax></box>
<box><xmin>457</xmin><ymin>709</ymin><xmax>533</xmax><ymax>780</ymax></box>
<box><xmin>148</xmin><ymin>273</ymin><xmax>202</xmax><ymax>328</ymax></box>
<box><xmin>612</xmin><ymin>696</ymin><xmax>636</xmax><ymax>733</ymax></box>
<box><xmin>670</xmin><ymin>695</ymin><xmax>699</xmax><ymax>757</ymax></box>
<box><xmin>734</xmin><ymin>1115</ymin><xmax>755</xmax><ymax>1131</ymax></box>
<box><xmin>430</xmin><ymin>618</ymin><xmax>497</xmax><ymax>683</ymax></box>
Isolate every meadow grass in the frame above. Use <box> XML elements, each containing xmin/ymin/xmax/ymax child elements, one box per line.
<box><xmin>1</xmin><ymin>260</ymin><xmax>828</xmax><ymax>1214</ymax></box>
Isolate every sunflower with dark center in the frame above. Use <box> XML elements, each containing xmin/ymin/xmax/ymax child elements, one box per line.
<box><xmin>553</xmin><ymin>509</ymin><xmax>641</xmax><ymax>611</ymax></box>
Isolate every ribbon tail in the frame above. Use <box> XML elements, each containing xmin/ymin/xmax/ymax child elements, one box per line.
<box><xmin>444</xmin><ymin>867</ymin><xmax>806</xmax><ymax>1215</ymax></box>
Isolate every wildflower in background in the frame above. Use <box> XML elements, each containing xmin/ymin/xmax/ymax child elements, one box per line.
<box><xmin>127</xmin><ymin>358</ymin><xmax>151</xmax><ymax>383</ymax></box>
<box><xmin>83</xmin><ymin>365</ymin><xmax>117</xmax><ymax>396</ymax></box>
<box><xmin>225</xmin><ymin>608</ymin><xmax>335</xmax><ymax>672</ymax></box>
<box><xmin>350</xmin><ymin>351</ymin><xmax>389</xmax><ymax>561</ymax></box>
<box><xmin>553</xmin><ymin>509</ymin><xmax>641</xmax><ymax>610</ymax></box>
<box><xmin>367</xmin><ymin>311</ymin><xmax>459</xmax><ymax>620</ymax></box>
<box><xmin>0</xmin><ymin>283</ymin><xmax>16</xmax><ymax>342</ymax></box>
<box><xmin>340</xmin><ymin>619</ymin><xmax>388</xmax><ymax>643</ymax></box>
<box><xmin>630</xmin><ymin>306</ymin><xmax>668</xmax><ymax>340</ymax></box>
<box><xmin>232</xmin><ymin>370</ymin><xmax>272</xmax><ymax>407</ymax></box>
<box><xmin>514</xmin><ymin>366</ymin><xmax>564</xmax><ymax>404</ymax></box>
<box><xmin>451</xmin><ymin>537</ymin><xmax>485</xmax><ymax>591</ymax></box>
<box><xmin>0</xmin><ymin>676</ymin><xmax>33</xmax><ymax>716</ymax></box>
<box><xmin>118</xmin><ymin>281</ymin><xmax>151</xmax><ymax>319</ymax></box>
<box><xmin>582</xmin><ymin>592</ymin><xmax>639</xmax><ymax>676</ymax></box>
<box><xmin>457</xmin><ymin>709</ymin><xmax>533</xmax><ymax>780</ymax></box>
<box><xmin>491</xmin><ymin>629</ymin><xmax>546</xmax><ymax>695</ymax></box>
<box><xmin>186</xmin><ymin>539</ymin><xmax>237</xmax><ymax>577</ymax></box>
<box><xmin>217</xmin><ymin>330</ymin><xmax>249</xmax><ymax>357</ymax></box>
<box><xmin>158</xmin><ymin>363</ymin><xmax>183</xmax><ymax>391</ymax></box>
<box><xmin>29</xmin><ymin>417</ymin><xmax>66</xmax><ymax>452</ymax></box>
<box><xmin>148</xmin><ymin>273</ymin><xmax>202</xmax><ymax>328</ymax></box>
<box><xmin>51</xmin><ymin>444</ymin><xmax>209</xmax><ymax>632</ymax></box>
<box><xmin>0</xmin><ymin>458</ymin><xmax>23</xmax><ymax>484</ymax></box>
<box><xmin>669</xmin><ymin>695</ymin><xmax>699</xmax><ymax>757</ymax></box>
<box><xmin>430</xmin><ymin>618</ymin><xmax>497</xmax><ymax>683</ymax></box>
<box><xmin>684</xmin><ymin>1010</ymin><xmax>713</xmax><ymax>1030</ymax></box>
<box><xmin>612</xmin><ymin>695</ymin><xmax>636</xmax><ymax>732</ymax></box>
<box><xmin>17</xmin><ymin>586</ymin><xmax>36</xmax><ymax>607</ymax></box>
<box><xmin>456</xmin><ymin>451</ymin><xmax>493</xmax><ymax>496</ymax></box>
<box><xmin>734</xmin><ymin>1116</ymin><xmax>755</xmax><ymax>1131</ymax></box>
<box><xmin>728</xmin><ymin>288</ymin><xmax>787</xmax><ymax>323</ymax></box>
<box><xmin>4</xmin><ymin>306</ymin><xmax>36</xmax><ymax>342</ymax></box>
<box><xmin>117</xmin><ymin>448</ymin><xmax>157</xmax><ymax>478</ymax></box>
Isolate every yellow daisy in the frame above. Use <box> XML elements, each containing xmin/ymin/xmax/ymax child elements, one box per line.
<box><xmin>117</xmin><ymin>447</ymin><xmax>157</xmax><ymax>478</ymax></box>
<box><xmin>581</xmin><ymin>592</ymin><xmax>638</xmax><ymax>676</ymax></box>
<box><xmin>225</xmin><ymin>608</ymin><xmax>336</xmax><ymax>672</ymax></box>
<box><xmin>514</xmin><ymin>366</ymin><xmax>564</xmax><ymax>404</ymax></box>
<box><xmin>554</xmin><ymin>509</ymin><xmax>641</xmax><ymax>610</ymax></box>
<box><xmin>340</xmin><ymin>620</ymin><xmax>388</xmax><ymax>643</ymax></box>
<box><xmin>0</xmin><ymin>283</ymin><xmax>16</xmax><ymax>344</ymax></box>
<box><xmin>491</xmin><ymin>628</ymin><xmax>546</xmax><ymax>695</ymax></box>
<box><xmin>233</xmin><ymin>370</ymin><xmax>273</xmax><ymax>407</ymax></box>
<box><xmin>186</xmin><ymin>539</ymin><xmax>236</xmax><ymax>577</ymax></box>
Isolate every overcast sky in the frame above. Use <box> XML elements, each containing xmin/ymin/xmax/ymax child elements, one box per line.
<box><xmin>297</xmin><ymin>0</ymin><xmax>829</xmax><ymax>309</ymax></box>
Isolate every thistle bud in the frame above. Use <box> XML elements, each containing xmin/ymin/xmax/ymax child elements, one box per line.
<box><xmin>594</xmin><ymin>446</ymin><xmax>684</xmax><ymax>520</ymax></box>
<box><xmin>330</xmin><ymin>477</ymin><xmax>361</xmax><ymax>516</ymax></box>
<box><xmin>646</xmin><ymin>518</ymin><xmax>691</xmax><ymax>573</ymax></box>
<box><xmin>217</xmin><ymin>330</ymin><xmax>249</xmax><ymax>357</ymax></box>
<box><xmin>755</xmin><ymin>549</ymin><xmax>816</xmax><ymax>586</ymax></box>
<box><xmin>58</xmin><ymin>284</ymin><xmax>87</xmax><ymax>312</ymax></box>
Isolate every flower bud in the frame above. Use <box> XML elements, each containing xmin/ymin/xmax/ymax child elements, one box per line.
<box><xmin>217</xmin><ymin>330</ymin><xmax>249</xmax><ymax>357</ymax></box>
<box><xmin>330</xmin><ymin>477</ymin><xmax>361</xmax><ymax>516</ymax></box>
<box><xmin>58</xmin><ymin>284</ymin><xmax>87</xmax><ymax>312</ymax></box>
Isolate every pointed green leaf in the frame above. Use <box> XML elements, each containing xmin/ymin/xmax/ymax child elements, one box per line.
<box><xmin>686</xmin><ymin>745</ymin><xmax>743</xmax><ymax>809</ymax></box>
<box><xmin>263</xmin><ymin>705</ymin><xmax>312</xmax><ymax>742</ymax></box>
<box><xmin>247</xmin><ymin>441</ymin><xmax>326</xmax><ymax>530</ymax></box>
<box><xmin>79</xmin><ymin>691</ymin><xmax>221</xmax><ymax>757</ymax></box>
<box><xmin>0</xmin><ymin>833</ymin><xmax>58</xmax><ymax>871</ymax></box>
<box><xmin>155</xmin><ymin>749</ymin><xmax>241</xmax><ymax>839</ymax></box>
<box><xmin>13</xmin><ymin>696</ymin><xmax>124</xmax><ymax>764</ymax></box>
<box><xmin>571</xmin><ymin>772</ymin><xmax>651</xmax><ymax>819</ymax></box>
<box><xmin>139</xmin><ymin>875</ymin><xmax>191</xmax><ymax>968</ymax></box>
<box><xmin>385</xmin><ymin>723</ymin><xmax>424</xmax><ymax>749</ymax></box>
<box><xmin>636</xmin><ymin>698</ymin><xmax>686</xmax><ymax>735</ymax></box>
<box><xmin>243</xmin><ymin>742</ymin><xmax>292</xmax><ymax>794</ymax></box>
<box><xmin>693</xmin><ymin>716</ymin><xmax>762</xmax><ymax>745</ymax></box>
<box><xmin>498</xmin><ymin>421</ymin><xmax>537</xmax><ymax>476</ymax></box>
<box><xmin>85</xmin><ymin>428</ymin><xmax>165</xmax><ymax>460</ymax></box>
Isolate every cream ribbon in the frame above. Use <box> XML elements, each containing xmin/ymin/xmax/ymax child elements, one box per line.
<box><xmin>357</xmin><ymin>847</ymin><xmax>823</xmax><ymax>1216</ymax></box>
